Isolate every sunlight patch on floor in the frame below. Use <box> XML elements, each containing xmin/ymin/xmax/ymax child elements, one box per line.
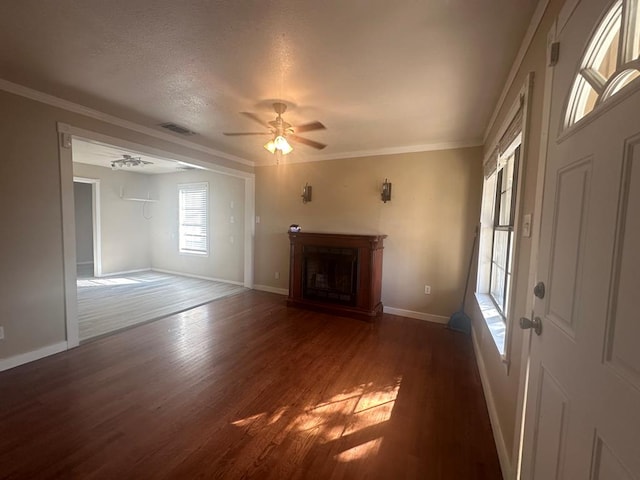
<box><xmin>343</xmin><ymin>401</ymin><xmax>395</xmax><ymax>436</ymax></box>
<box><xmin>231</xmin><ymin>406</ymin><xmax>289</xmax><ymax>434</ymax></box>
<box><xmin>232</xmin><ymin>412</ymin><xmax>266</xmax><ymax>428</ymax></box>
<box><xmin>334</xmin><ymin>438</ymin><xmax>383</xmax><ymax>462</ymax></box>
<box><xmin>229</xmin><ymin>376</ymin><xmax>403</xmax><ymax>463</ymax></box>
<box><xmin>354</xmin><ymin>382</ymin><xmax>400</xmax><ymax>413</ymax></box>
<box><xmin>77</xmin><ymin>277</ymin><xmax>142</xmax><ymax>287</ymax></box>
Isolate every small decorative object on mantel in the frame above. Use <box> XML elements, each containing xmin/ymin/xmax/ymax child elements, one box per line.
<box><xmin>381</xmin><ymin>178</ymin><xmax>392</xmax><ymax>203</ymax></box>
<box><xmin>289</xmin><ymin>224</ymin><xmax>302</xmax><ymax>233</ymax></box>
<box><xmin>301</xmin><ymin>183</ymin><xmax>312</xmax><ymax>203</ymax></box>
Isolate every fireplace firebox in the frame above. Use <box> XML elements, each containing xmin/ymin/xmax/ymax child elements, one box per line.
<box><xmin>288</xmin><ymin>232</ymin><xmax>386</xmax><ymax>319</ymax></box>
<box><xmin>303</xmin><ymin>246</ymin><xmax>358</xmax><ymax>305</ymax></box>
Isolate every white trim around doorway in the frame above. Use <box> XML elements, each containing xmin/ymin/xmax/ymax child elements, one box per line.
<box><xmin>57</xmin><ymin>122</ymin><xmax>256</xmax><ymax>348</ymax></box>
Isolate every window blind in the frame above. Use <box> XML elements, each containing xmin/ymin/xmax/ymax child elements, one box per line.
<box><xmin>484</xmin><ymin>93</ymin><xmax>524</xmax><ymax>178</ymax></box>
<box><xmin>178</xmin><ymin>182</ymin><xmax>208</xmax><ymax>254</ymax></box>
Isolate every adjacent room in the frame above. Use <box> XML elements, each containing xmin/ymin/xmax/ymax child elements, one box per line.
<box><xmin>71</xmin><ymin>138</ymin><xmax>248</xmax><ymax>340</ymax></box>
<box><xmin>1</xmin><ymin>0</ymin><xmax>640</xmax><ymax>479</ymax></box>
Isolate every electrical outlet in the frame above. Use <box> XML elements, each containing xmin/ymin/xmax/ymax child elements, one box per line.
<box><xmin>230</xmin><ymin>215</ymin><xmax>235</xmax><ymax>224</ymax></box>
<box><xmin>229</xmin><ymin>235</ymin><xmax>234</xmax><ymax>244</ymax></box>
<box><xmin>256</xmin><ymin>216</ymin><xmax>261</xmax><ymax>224</ymax></box>
<box><xmin>424</xmin><ymin>285</ymin><xmax>431</xmax><ymax>295</ymax></box>
<box><xmin>230</xmin><ymin>201</ymin><xmax>234</xmax><ymax>209</ymax></box>
<box><xmin>0</xmin><ymin>326</ymin><xmax>4</xmax><ymax>340</ymax></box>
<box><xmin>274</xmin><ymin>271</ymin><xmax>280</xmax><ymax>280</ymax></box>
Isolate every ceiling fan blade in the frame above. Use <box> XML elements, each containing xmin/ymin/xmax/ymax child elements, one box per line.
<box><xmin>289</xmin><ymin>134</ymin><xmax>327</xmax><ymax>150</ymax></box>
<box><xmin>223</xmin><ymin>132</ymin><xmax>272</xmax><ymax>136</ymax></box>
<box><xmin>293</xmin><ymin>121</ymin><xmax>326</xmax><ymax>133</ymax></box>
<box><xmin>240</xmin><ymin>112</ymin><xmax>270</xmax><ymax>128</ymax></box>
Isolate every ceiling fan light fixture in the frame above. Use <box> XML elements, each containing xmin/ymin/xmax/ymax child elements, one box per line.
<box><xmin>275</xmin><ymin>135</ymin><xmax>293</xmax><ymax>155</ymax></box>
<box><xmin>226</xmin><ymin>103</ymin><xmax>326</xmax><ymax>156</ymax></box>
<box><xmin>264</xmin><ymin>139</ymin><xmax>277</xmax><ymax>154</ymax></box>
<box><xmin>264</xmin><ymin>135</ymin><xmax>293</xmax><ymax>155</ymax></box>
<box><xmin>110</xmin><ymin>155</ymin><xmax>154</xmax><ymax>170</ymax></box>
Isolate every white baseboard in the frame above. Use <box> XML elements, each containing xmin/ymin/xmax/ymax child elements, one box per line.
<box><xmin>383</xmin><ymin>306</ymin><xmax>448</xmax><ymax>324</ymax></box>
<box><xmin>253</xmin><ymin>284</ymin><xmax>289</xmax><ymax>296</ymax></box>
<box><xmin>97</xmin><ymin>268</ymin><xmax>151</xmax><ymax>277</ymax></box>
<box><xmin>151</xmin><ymin>269</ymin><xmax>245</xmax><ymax>286</ymax></box>
<box><xmin>248</xmin><ymin>295</ymin><xmax>450</xmax><ymax>322</ymax></box>
<box><xmin>0</xmin><ymin>341</ymin><xmax>68</xmax><ymax>372</ymax></box>
<box><xmin>472</xmin><ymin>326</ymin><xmax>511</xmax><ymax>480</ymax></box>
<box><xmin>76</xmin><ymin>261</ymin><xmax>93</xmax><ymax>265</ymax></box>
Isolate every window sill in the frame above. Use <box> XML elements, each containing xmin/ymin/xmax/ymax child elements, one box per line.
<box><xmin>474</xmin><ymin>293</ymin><xmax>506</xmax><ymax>356</ymax></box>
<box><xmin>179</xmin><ymin>251</ymin><xmax>209</xmax><ymax>257</ymax></box>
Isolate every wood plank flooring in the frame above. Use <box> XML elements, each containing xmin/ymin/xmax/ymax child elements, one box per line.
<box><xmin>77</xmin><ymin>271</ymin><xmax>247</xmax><ymax>340</ymax></box>
<box><xmin>0</xmin><ymin>291</ymin><xmax>501</xmax><ymax>479</ymax></box>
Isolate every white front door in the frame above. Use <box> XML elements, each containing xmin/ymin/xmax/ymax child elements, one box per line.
<box><xmin>520</xmin><ymin>0</ymin><xmax>640</xmax><ymax>478</ymax></box>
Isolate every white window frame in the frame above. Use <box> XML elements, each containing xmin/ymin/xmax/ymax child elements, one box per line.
<box><xmin>476</xmin><ymin>137</ymin><xmax>522</xmax><ymax>356</ymax></box>
<box><xmin>489</xmin><ymin>145</ymin><xmax>520</xmax><ymax>317</ymax></box>
<box><xmin>178</xmin><ymin>182</ymin><xmax>209</xmax><ymax>256</ymax></box>
<box><xmin>565</xmin><ymin>0</ymin><xmax>640</xmax><ymax>128</ymax></box>
<box><xmin>475</xmin><ymin>74</ymin><xmax>532</xmax><ymax>362</ymax></box>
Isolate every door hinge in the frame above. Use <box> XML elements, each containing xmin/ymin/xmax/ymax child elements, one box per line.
<box><xmin>549</xmin><ymin>42</ymin><xmax>560</xmax><ymax>66</ymax></box>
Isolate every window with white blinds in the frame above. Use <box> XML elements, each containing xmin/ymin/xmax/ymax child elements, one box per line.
<box><xmin>178</xmin><ymin>182</ymin><xmax>208</xmax><ymax>255</ymax></box>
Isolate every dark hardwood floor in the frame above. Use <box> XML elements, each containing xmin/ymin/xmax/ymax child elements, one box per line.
<box><xmin>0</xmin><ymin>291</ymin><xmax>501</xmax><ymax>479</ymax></box>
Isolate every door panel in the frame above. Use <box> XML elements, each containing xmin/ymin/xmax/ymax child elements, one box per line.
<box><xmin>591</xmin><ymin>435</ymin><xmax>634</xmax><ymax>480</ymax></box>
<box><xmin>521</xmin><ymin>0</ymin><xmax>640</xmax><ymax>478</ymax></box>
<box><xmin>530</xmin><ymin>368</ymin><xmax>568</xmax><ymax>480</ymax></box>
<box><xmin>547</xmin><ymin>159</ymin><xmax>592</xmax><ymax>337</ymax></box>
<box><xmin>605</xmin><ymin>140</ymin><xmax>640</xmax><ymax>389</ymax></box>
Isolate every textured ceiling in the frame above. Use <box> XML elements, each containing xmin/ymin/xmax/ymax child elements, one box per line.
<box><xmin>0</xmin><ymin>0</ymin><xmax>538</xmax><ymax>166</ymax></box>
<box><xmin>72</xmin><ymin>138</ymin><xmax>203</xmax><ymax>175</ymax></box>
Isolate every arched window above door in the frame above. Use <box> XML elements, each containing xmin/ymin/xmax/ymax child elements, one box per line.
<box><xmin>565</xmin><ymin>0</ymin><xmax>640</xmax><ymax>127</ymax></box>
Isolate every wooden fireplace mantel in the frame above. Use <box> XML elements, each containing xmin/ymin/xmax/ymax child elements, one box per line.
<box><xmin>287</xmin><ymin>232</ymin><xmax>386</xmax><ymax>319</ymax></box>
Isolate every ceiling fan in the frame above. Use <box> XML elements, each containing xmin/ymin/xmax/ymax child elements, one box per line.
<box><xmin>223</xmin><ymin>102</ymin><xmax>327</xmax><ymax>155</ymax></box>
<box><xmin>111</xmin><ymin>154</ymin><xmax>153</xmax><ymax>170</ymax></box>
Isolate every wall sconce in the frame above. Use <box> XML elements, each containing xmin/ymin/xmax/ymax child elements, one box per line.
<box><xmin>301</xmin><ymin>183</ymin><xmax>312</xmax><ymax>203</ymax></box>
<box><xmin>381</xmin><ymin>178</ymin><xmax>392</xmax><ymax>203</ymax></box>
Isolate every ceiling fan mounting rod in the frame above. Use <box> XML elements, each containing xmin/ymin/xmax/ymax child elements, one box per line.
<box><xmin>273</xmin><ymin>102</ymin><xmax>287</xmax><ymax>115</ymax></box>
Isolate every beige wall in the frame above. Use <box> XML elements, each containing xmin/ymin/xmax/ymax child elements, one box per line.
<box><xmin>150</xmin><ymin>170</ymin><xmax>245</xmax><ymax>282</ymax></box>
<box><xmin>73</xmin><ymin>163</ymin><xmax>153</xmax><ymax>274</ymax></box>
<box><xmin>254</xmin><ymin>147</ymin><xmax>483</xmax><ymax>317</ymax></box>
<box><xmin>0</xmin><ymin>89</ymin><xmax>253</xmax><ymax>361</ymax></box>
<box><xmin>0</xmin><ymin>93</ymin><xmax>67</xmax><ymax>359</ymax></box>
<box><xmin>469</xmin><ymin>0</ymin><xmax>566</xmax><ymax>473</ymax></box>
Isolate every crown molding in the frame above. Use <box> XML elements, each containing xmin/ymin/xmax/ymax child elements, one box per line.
<box><xmin>256</xmin><ymin>139</ymin><xmax>483</xmax><ymax>166</ymax></box>
<box><xmin>483</xmin><ymin>0</ymin><xmax>550</xmax><ymax>143</ymax></box>
<box><xmin>1</xmin><ymin>77</ymin><xmax>484</xmax><ymax>167</ymax></box>
<box><xmin>0</xmin><ymin>78</ymin><xmax>254</xmax><ymax>168</ymax></box>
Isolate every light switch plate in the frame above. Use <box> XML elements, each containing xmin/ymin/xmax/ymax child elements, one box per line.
<box><xmin>522</xmin><ymin>213</ymin><xmax>532</xmax><ymax>237</ymax></box>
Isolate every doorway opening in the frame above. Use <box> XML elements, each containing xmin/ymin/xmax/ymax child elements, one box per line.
<box><xmin>59</xmin><ymin>124</ymin><xmax>256</xmax><ymax>344</ymax></box>
<box><xmin>73</xmin><ymin>177</ymin><xmax>101</xmax><ymax>279</ymax></box>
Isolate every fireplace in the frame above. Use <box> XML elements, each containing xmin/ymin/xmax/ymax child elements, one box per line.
<box><xmin>303</xmin><ymin>246</ymin><xmax>358</xmax><ymax>305</ymax></box>
<box><xmin>288</xmin><ymin>232</ymin><xmax>386</xmax><ymax>318</ymax></box>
